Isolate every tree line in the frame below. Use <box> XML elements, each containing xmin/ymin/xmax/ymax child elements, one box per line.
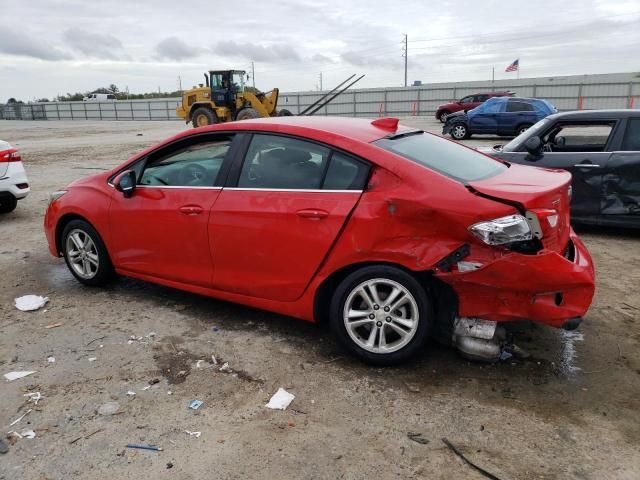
<box><xmin>6</xmin><ymin>84</ymin><xmax>184</xmax><ymax>103</ymax></box>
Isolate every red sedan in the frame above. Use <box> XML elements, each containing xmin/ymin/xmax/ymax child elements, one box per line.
<box><xmin>44</xmin><ymin>117</ymin><xmax>595</xmax><ymax>365</ymax></box>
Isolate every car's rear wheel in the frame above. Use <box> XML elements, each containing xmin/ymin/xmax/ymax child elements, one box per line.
<box><xmin>450</xmin><ymin>123</ymin><xmax>470</xmax><ymax>140</ymax></box>
<box><xmin>0</xmin><ymin>195</ymin><xmax>18</xmax><ymax>214</ymax></box>
<box><xmin>62</xmin><ymin>220</ymin><xmax>113</xmax><ymax>286</ymax></box>
<box><xmin>329</xmin><ymin>266</ymin><xmax>432</xmax><ymax>366</ymax></box>
<box><xmin>438</xmin><ymin>110</ymin><xmax>451</xmax><ymax>123</ymax></box>
<box><xmin>516</xmin><ymin>124</ymin><xmax>533</xmax><ymax>136</ymax></box>
<box><xmin>191</xmin><ymin>107</ymin><xmax>216</xmax><ymax>128</ymax></box>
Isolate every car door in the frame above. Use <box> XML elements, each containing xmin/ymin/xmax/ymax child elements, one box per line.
<box><xmin>498</xmin><ymin>100</ymin><xmax>535</xmax><ymax>135</ymax></box>
<box><xmin>108</xmin><ymin>133</ymin><xmax>236</xmax><ymax>287</ymax></box>
<box><xmin>499</xmin><ymin>121</ymin><xmax>617</xmax><ymax>218</ymax></box>
<box><xmin>469</xmin><ymin>99</ymin><xmax>503</xmax><ymax>133</ymax></box>
<box><xmin>459</xmin><ymin>95</ymin><xmax>476</xmax><ymax>112</ymax></box>
<box><xmin>602</xmin><ymin>117</ymin><xmax>640</xmax><ymax>218</ymax></box>
<box><xmin>209</xmin><ymin>133</ymin><xmax>370</xmax><ymax>302</ymax></box>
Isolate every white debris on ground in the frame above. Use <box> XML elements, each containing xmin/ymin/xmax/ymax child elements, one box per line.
<box><xmin>14</xmin><ymin>295</ymin><xmax>49</xmax><ymax>312</ymax></box>
<box><xmin>185</xmin><ymin>430</ymin><xmax>201</xmax><ymax>438</ymax></box>
<box><xmin>4</xmin><ymin>371</ymin><xmax>36</xmax><ymax>382</ymax></box>
<box><xmin>265</xmin><ymin>388</ymin><xmax>295</xmax><ymax>410</ymax></box>
<box><xmin>47</xmin><ymin>356</ymin><xmax>55</xmax><ymax>363</ymax></box>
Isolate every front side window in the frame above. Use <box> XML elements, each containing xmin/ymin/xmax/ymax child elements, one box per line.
<box><xmin>621</xmin><ymin>118</ymin><xmax>640</xmax><ymax>151</ymax></box>
<box><xmin>139</xmin><ymin>138</ymin><xmax>232</xmax><ymax>187</ymax></box>
<box><xmin>459</xmin><ymin>96</ymin><xmax>474</xmax><ymax>103</ymax></box>
<box><xmin>375</xmin><ymin>132</ymin><xmax>507</xmax><ymax>183</ymax></box>
<box><xmin>238</xmin><ymin>134</ymin><xmax>330</xmax><ymax>189</ymax></box>
<box><xmin>475</xmin><ymin>95</ymin><xmax>489</xmax><ymax>102</ymax></box>
<box><xmin>544</xmin><ymin>123</ymin><xmax>614</xmax><ymax>152</ymax></box>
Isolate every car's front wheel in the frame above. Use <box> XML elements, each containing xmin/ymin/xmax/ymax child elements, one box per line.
<box><xmin>330</xmin><ymin>266</ymin><xmax>432</xmax><ymax>366</ymax></box>
<box><xmin>450</xmin><ymin>123</ymin><xmax>470</xmax><ymax>140</ymax></box>
<box><xmin>62</xmin><ymin>219</ymin><xmax>113</xmax><ymax>286</ymax></box>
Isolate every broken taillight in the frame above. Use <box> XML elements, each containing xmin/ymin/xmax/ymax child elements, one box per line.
<box><xmin>0</xmin><ymin>149</ymin><xmax>21</xmax><ymax>163</ymax></box>
<box><xmin>469</xmin><ymin>214</ymin><xmax>532</xmax><ymax>246</ymax></box>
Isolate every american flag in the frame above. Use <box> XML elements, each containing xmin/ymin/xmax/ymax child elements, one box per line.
<box><xmin>505</xmin><ymin>59</ymin><xmax>519</xmax><ymax>72</ymax></box>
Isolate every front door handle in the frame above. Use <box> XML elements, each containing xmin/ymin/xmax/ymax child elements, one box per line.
<box><xmin>573</xmin><ymin>162</ymin><xmax>601</xmax><ymax>168</ymax></box>
<box><xmin>179</xmin><ymin>205</ymin><xmax>204</xmax><ymax>215</ymax></box>
<box><xmin>296</xmin><ymin>208</ymin><xmax>329</xmax><ymax>220</ymax></box>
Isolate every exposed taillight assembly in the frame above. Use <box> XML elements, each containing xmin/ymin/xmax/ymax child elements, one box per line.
<box><xmin>469</xmin><ymin>214</ymin><xmax>532</xmax><ymax>246</ymax></box>
<box><xmin>0</xmin><ymin>148</ymin><xmax>21</xmax><ymax>163</ymax></box>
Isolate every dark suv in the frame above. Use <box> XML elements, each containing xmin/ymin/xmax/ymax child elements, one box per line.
<box><xmin>435</xmin><ymin>91</ymin><xmax>513</xmax><ymax>122</ymax></box>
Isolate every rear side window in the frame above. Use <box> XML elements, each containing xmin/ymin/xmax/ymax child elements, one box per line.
<box><xmin>621</xmin><ymin>118</ymin><xmax>640</xmax><ymax>151</ymax></box>
<box><xmin>375</xmin><ymin>133</ymin><xmax>507</xmax><ymax>183</ymax></box>
<box><xmin>506</xmin><ymin>101</ymin><xmax>534</xmax><ymax>112</ymax></box>
<box><xmin>323</xmin><ymin>152</ymin><xmax>369</xmax><ymax>190</ymax></box>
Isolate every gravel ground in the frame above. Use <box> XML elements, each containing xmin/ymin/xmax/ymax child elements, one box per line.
<box><xmin>1</xmin><ymin>118</ymin><xmax>639</xmax><ymax>480</ymax></box>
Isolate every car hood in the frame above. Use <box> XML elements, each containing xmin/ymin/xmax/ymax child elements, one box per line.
<box><xmin>468</xmin><ymin>163</ymin><xmax>572</xmax><ymax>252</ymax></box>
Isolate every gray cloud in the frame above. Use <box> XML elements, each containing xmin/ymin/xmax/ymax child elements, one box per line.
<box><xmin>341</xmin><ymin>50</ymin><xmax>402</xmax><ymax>69</ymax></box>
<box><xmin>214</xmin><ymin>40</ymin><xmax>302</xmax><ymax>63</ymax></box>
<box><xmin>154</xmin><ymin>37</ymin><xmax>201</xmax><ymax>60</ymax></box>
<box><xmin>0</xmin><ymin>28</ymin><xmax>71</xmax><ymax>60</ymax></box>
<box><xmin>63</xmin><ymin>28</ymin><xmax>125</xmax><ymax>60</ymax></box>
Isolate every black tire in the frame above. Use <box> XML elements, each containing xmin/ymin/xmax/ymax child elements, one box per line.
<box><xmin>61</xmin><ymin>219</ymin><xmax>114</xmax><ymax>286</ymax></box>
<box><xmin>438</xmin><ymin>110</ymin><xmax>451</xmax><ymax>123</ymax></box>
<box><xmin>516</xmin><ymin>123</ymin><xmax>533</xmax><ymax>136</ymax></box>
<box><xmin>277</xmin><ymin>109</ymin><xmax>293</xmax><ymax>116</ymax></box>
<box><xmin>329</xmin><ymin>265</ymin><xmax>432</xmax><ymax>366</ymax></box>
<box><xmin>0</xmin><ymin>195</ymin><xmax>18</xmax><ymax>214</ymax></box>
<box><xmin>235</xmin><ymin>107</ymin><xmax>261</xmax><ymax>121</ymax></box>
<box><xmin>191</xmin><ymin>107</ymin><xmax>216</xmax><ymax>128</ymax></box>
<box><xmin>450</xmin><ymin>123</ymin><xmax>470</xmax><ymax>140</ymax></box>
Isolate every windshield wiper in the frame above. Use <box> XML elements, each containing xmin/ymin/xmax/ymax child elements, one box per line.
<box><xmin>384</xmin><ymin>129</ymin><xmax>424</xmax><ymax>140</ymax></box>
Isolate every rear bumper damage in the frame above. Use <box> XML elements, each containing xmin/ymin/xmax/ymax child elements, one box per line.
<box><xmin>435</xmin><ymin>229</ymin><xmax>595</xmax><ymax>329</ymax></box>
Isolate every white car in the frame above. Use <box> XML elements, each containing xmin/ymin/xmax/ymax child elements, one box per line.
<box><xmin>0</xmin><ymin>140</ymin><xmax>30</xmax><ymax>213</ymax></box>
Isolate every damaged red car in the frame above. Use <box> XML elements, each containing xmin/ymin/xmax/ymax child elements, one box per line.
<box><xmin>44</xmin><ymin>117</ymin><xmax>595</xmax><ymax>365</ymax></box>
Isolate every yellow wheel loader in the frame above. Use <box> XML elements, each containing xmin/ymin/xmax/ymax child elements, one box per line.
<box><xmin>176</xmin><ymin>71</ymin><xmax>364</xmax><ymax>127</ymax></box>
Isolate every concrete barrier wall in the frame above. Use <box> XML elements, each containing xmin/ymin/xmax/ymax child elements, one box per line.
<box><xmin>2</xmin><ymin>72</ymin><xmax>638</xmax><ymax>121</ymax></box>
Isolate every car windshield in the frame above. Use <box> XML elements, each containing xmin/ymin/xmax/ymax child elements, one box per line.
<box><xmin>502</xmin><ymin>117</ymin><xmax>553</xmax><ymax>152</ymax></box>
<box><xmin>375</xmin><ymin>132</ymin><xmax>507</xmax><ymax>183</ymax></box>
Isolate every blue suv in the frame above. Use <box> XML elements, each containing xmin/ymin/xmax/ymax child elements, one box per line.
<box><xmin>443</xmin><ymin>97</ymin><xmax>556</xmax><ymax>140</ymax></box>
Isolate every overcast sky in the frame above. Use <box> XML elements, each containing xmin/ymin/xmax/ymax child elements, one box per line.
<box><xmin>0</xmin><ymin>0</ymin><xmax>638</xmax><ymax>101</ymax></box>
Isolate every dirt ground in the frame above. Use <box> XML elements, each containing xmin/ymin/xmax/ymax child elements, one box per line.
<box><xmin>1</xmin><ymin>118</ymin><xmax>639</xmax><ymax>480</ymax></box>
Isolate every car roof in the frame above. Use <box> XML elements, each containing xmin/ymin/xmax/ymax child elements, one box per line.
<box><xmin>203</xmin><ymin>116</ymin><xmax>414</xmax><ymax>143</ymax></box>
<box><xmin>545</xmin><ymin>109</ymin><xmax>640</xmax><ymax>120</ymax></box>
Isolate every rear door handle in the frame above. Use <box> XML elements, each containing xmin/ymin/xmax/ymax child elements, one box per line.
<box><xmin>296</xmin><ymin>208</ymin><xmax>329</xmax><ymax>220</ymax></box>
<box><xmin>179</xmin><ymin>205</ymin><xmax>203</xmax><ymax>215</ymax></box>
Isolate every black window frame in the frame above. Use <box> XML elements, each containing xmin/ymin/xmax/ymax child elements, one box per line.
<box><xmin>621</xmin><ymin>117</ymin><xmax>640</xmax><ymax>152</ymax></box>
<box><xmin>108</xmin><ymin>132</ymin><xmax>242</xmax><ymax>188</ymax></box>
<box><xmin>225</xmin><ymin>132</ymin><xmax>372</xmax><ymax>191</ymax></box>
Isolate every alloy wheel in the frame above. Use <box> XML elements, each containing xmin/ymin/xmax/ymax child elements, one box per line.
<box><xmin>65</xmin><ymin>229</ymin><xmax>100</xmax><ymax>280</ymax></box>
<box><xmin>452</xmin><ymin>125</ymin><xmax>467</xmax><ymax>139</ymax></box>
<box><xmin>343</xmin><ymin>278</ymin><xmax>420</xmax><ymax>354</ymax></box>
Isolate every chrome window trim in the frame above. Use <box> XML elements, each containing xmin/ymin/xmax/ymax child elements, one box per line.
<box><xmin>136</xmin><ymin>185</ymin><xmax>222</xmax><ymax>190</ymax></box>
<box><xmin>223</xmin><ymin>187</ymin><xmax>362</xmax><ymax>193</ymax></box>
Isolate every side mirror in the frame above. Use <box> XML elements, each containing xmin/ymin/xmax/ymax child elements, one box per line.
<box><xmin>113</xmin><ymin>170</ymin><xmax>136</xmax><ymax>198</ymax></box>
<box><xmin>524</xmin><ymin>136</ymin><xmax>543</xmax><ymax>158</ymax></box>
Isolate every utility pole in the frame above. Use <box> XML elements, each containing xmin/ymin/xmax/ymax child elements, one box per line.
<box><xmin>251</xmin><ymin>61</ymin><xmax>255</xmax><ymax>88</ymax></box>
<box><xmin>178</xmin><ymin>75</ymin><xmax>182</xmax><ymax>92</ymax></box>
<box><xmin>319</xmin><ymin>72</ymin><xmax>323</xmax><ymax>91</ymax></box>
<box><xmin>402</xmin><ymin>33</ymin><xmax>408</xmax><ymax>87</ymax></box>
<box><xmin>492</xmin><ymin>67</ymin><xmax>495</xmax><ymax>86</ymax></box>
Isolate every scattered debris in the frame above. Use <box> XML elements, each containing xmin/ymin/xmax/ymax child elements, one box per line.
<box><xmin>195</xmin><ymin>360</ymin><xmax>204</xmax><ymax>369</ymax></box>
<box><xmin>265</xmin><ymin>388</ymin><xmax>295</xmax><ymax>410</ymax></box>
<box><xmin>149</xmin><ymin>378</ymin><xmax>160</xmax><ymax>385</ymax></box>
<box><xmin>166</xmin><ymin>462</ymin><xmax>173</xmax><ymax>469</ymax></box>
<box><xmin>24</xmin><ymin>392</ymin><xmax>42</xmax><ymax>405</ymax></box>
<box><xmin>20</xmin><ymin>430</ymin><xmax>36</xmax><ymax>439</ymax></box>
<box><xmin>212</xmin><ymin>326</ymin><xmax>220</xmax><ymax>332</ymax></box>
<box><xmin>404</xmin><ymin>382</ymin><xmax>421</xmax><ymax>393</ymax></box>
<box><xmin>127</xmin><ymin>391</ymin><xmax>136</xmax><ymax>397</ymax></box>
<box><xmin>185</xmin><ymin>430</ymin><xmax>201</xmax><ymax>438</ymax></box>
<box><xmin>499</xmin><ymin>351</ymin><xmax>513</xmax><ymax>361</ymax></box>
<box><xmin>407</xmin><ymin>432</ymin><xmax>429</xmax><ymax>444</ymax></box>
<box><xmin>189</xmin><ymin>400</ymin><xmax>203</xmax><ymax>410</ymax></box>
<box><xmin>142</xmin><ymin>385</ymin><xmax>151</xmax><ymax>391</ymax></box>
<box><xmin>4</xmin><ymin>371</ymin><xmax>36</xmax><ymax>382</ymax></box>
<box><xmin>88</xmin><ymin>357</ymin><xmax>97</xmax><ymax>362</ymax></box>
<box><xmin>167</xmin><ymin>391</ymin><xmax>172</xmax><ymax>395</ymax></box>
<box><xmin>86</xmin><ymin>336</ymin><xmax>106</xmax><ymax>346</ymax></box>
<box><xmin>15</xmin><ymin>295</ymin><xmax>49</xmax><ymax>312</ymax></box>
<box><xmin>97</xmin><ymin>402</ymin><xmax>120</xmax><ymax>416</ymax></box>
<box><xmin>0</xmin><ymin>439</ymin><xmax>8</xmax><ymax>454</ymax></box>
<box><xmin>126</xmin><ymin>444</ymin><xmax>162</xmax><ymax>452</ymax></box>
<box><xmin>47</xmin><ymin>356</ymin><xmax>55</xmax><ymax>363</ymax></box>
<box><xmin>211</xmin><ymin>355</ymin><xmax>218</xmax><ymax>365</ymax></box>
<box><xmin>44</xmin><ymin>322</ymin><xmax>63</xmax><ymax>329</ymax></box>
<box><xmin>9</xmin><ymin>409</ymin><xmax>32</xmax><ymax>426</ymax></box>
<box><xmin>219</xmin><ymin>362</ymin><xmax>232</xmax><ymax>373</ymax></box>
<box><xmin>442</xmin><ymin>437</ymin><xmax>502</xmax><ymax>480</ymax></box>
<box><xmin>136</xmin><ymin>132</ymin><xmax>143</xmax><ymax>136</ymax></box>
